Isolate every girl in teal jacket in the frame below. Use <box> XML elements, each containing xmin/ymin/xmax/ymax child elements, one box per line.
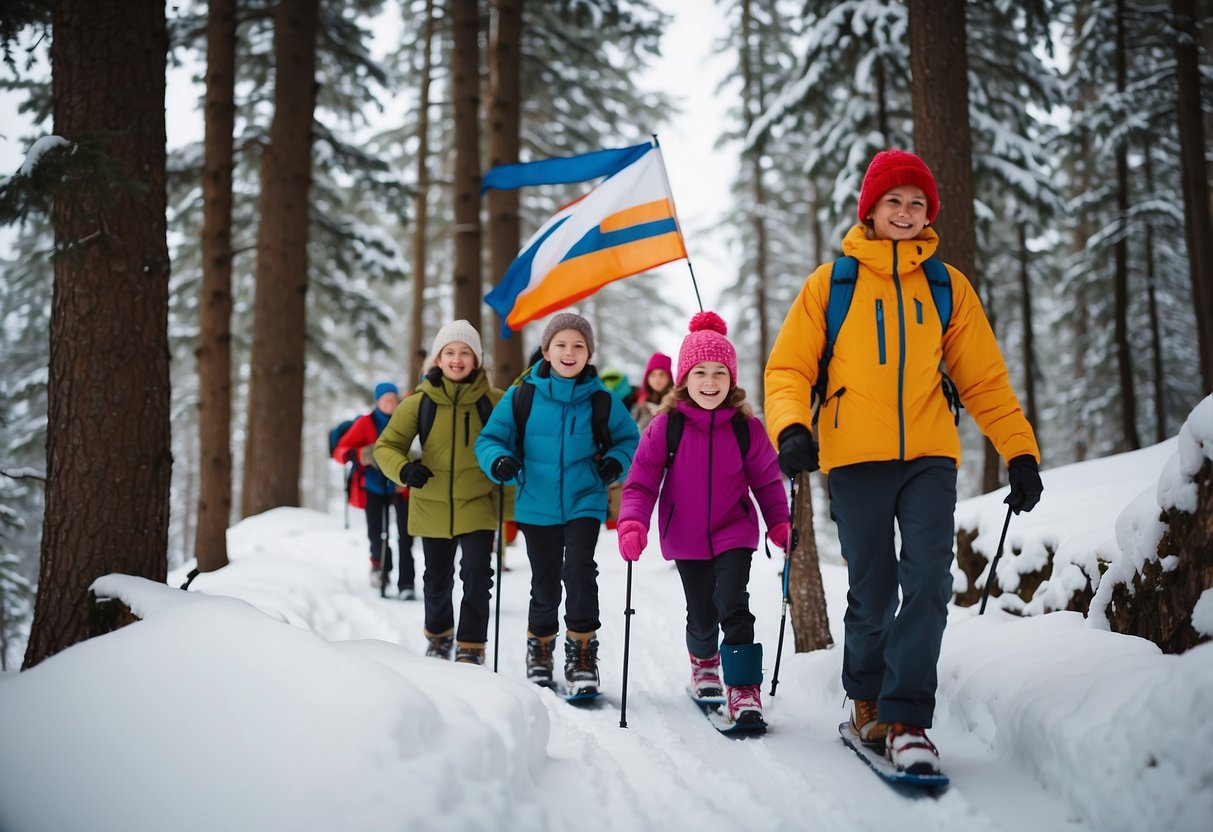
<box><xmin>475</xmin><ymin>313</ymin><xmax>639</xmax><ymax>697</ymax></box>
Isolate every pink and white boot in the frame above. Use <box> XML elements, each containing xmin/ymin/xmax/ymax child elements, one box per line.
<box><xmin>689</xmin><ymin>652</ymin><xmax>724</xmax><ymax>700</ymax></box>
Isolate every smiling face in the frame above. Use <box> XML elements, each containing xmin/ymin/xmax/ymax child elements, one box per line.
<box><xmin>685</xmin><ymin>361</ymin><xmax>731</xmax><ymax>410</ymax></box>
<box><xmin>866</xmin><ymin>185</ymin><xmax>929</xmax><ymax>241</ymax></box>
<box><xmin>437</xmin><ymin>341</ymin><xmax>477</xmax><ymax>382</ymax></box>
<box><xmin>542</xmin><ymin>329</ymin><xmax>590</xmax><ymax>378</ymax></box>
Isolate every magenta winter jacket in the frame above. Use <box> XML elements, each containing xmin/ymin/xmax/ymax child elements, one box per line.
<box><xmin>619</xmin><ymin>401</ymin><xmax>789</xmax><ymax>560</ymax></box>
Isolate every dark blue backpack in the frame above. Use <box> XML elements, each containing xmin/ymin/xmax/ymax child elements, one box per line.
<box><xmin>813</xmin><ymin>256</ymin><xmax>960</xmax><ymax>425</ymax></box>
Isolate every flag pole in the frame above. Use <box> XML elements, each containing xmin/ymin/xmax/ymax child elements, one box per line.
<box><xmin>651</xmin><ymin>132</ymin><xmax>703</xmax><ymax>313</ymax></box>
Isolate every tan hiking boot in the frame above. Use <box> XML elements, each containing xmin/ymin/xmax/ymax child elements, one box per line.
<box><xmin>849</xmin><ymin>699</ymin><xmax>889</xmax><ymax>747</ymax></box>
<box><xmin>454</xmin><ymin>641</ymin><xmax>486</xmax><ymax>665</ymax></box>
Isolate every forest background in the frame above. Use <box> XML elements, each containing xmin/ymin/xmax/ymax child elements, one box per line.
<box><xmin>0</xmin><ymin>0</ymin><xmax>1211</xmax><ymax>671</ymax></box>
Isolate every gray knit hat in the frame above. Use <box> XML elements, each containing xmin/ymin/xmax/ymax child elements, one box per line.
<box><xmin>540</xmin><ymin>312</ymin><xmax>595</xmax><ymax>357</ymax></box>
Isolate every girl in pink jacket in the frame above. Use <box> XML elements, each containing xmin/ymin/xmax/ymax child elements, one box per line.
<box><xmin>617</xmin><ymin>312</ymin><xmax>790</xmax><ymax>728</ymax></box>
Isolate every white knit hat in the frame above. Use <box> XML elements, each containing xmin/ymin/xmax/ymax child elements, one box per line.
<box><xmin>429</xmin><ymin>319</ymin><xmax>483</xmax><ymax>367</ymax></box>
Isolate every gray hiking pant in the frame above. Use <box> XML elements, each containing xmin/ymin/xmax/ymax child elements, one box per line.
<box><xmin>828</xmin><ymin>456</ymin><xmax>957</xmax><ymax>728</ymax></box>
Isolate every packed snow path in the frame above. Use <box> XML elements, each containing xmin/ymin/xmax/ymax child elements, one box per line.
<box><xmin>216</xmin><ymin>509</ymin><xmax>1082</xmax><ymax>832</ymax></box>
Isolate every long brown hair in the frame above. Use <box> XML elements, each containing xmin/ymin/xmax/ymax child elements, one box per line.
<box><xmin>657</xmin><ymin>383</ymin><xmax>754</xmax><ymax>419</ymax></box>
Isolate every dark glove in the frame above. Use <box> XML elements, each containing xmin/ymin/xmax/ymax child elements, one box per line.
<box><xmin>400</xmin><ymin>461</ymin><xmax>433</xmax><ymax>489</ymax></box>
<box><xmin>777</xmin><ymin>425</ymin><xmax>819</xmax><ymax>478</ymax></box>
<box><xmin>596</xmin><ymin>456</ymin><xmax>623</xmax><ymax>484</ymax></box>
<box><xmin>1005</xmin><ymin>455</ymin><xmax>1043</xmax><ymax>514</ymax></box>
<box><xmin>491</xmin><ymin>456</ymin><xmax>521</xmax><ymax>482</ymax></box>
<box><xmin>345</xmin><ymin>448</ymin><xmax>359</xmax><ymax>465</ymax></box>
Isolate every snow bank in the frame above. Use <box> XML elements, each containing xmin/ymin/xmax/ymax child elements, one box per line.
<box><xmin>0</xmin><ymin>574</ymin><xmax>550</xmax><ymax>832</ymax></box>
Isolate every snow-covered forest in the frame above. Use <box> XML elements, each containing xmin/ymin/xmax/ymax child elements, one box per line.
<box><xmin>1</xmin><ymin>0</ymin><xmax>1212</xmax><ymax>828</ymax></box>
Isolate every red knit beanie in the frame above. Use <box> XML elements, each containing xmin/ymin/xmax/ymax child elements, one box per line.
<box><xmin>857</xmin><ymin>148</ymin><xmax>940</xmax><ymax>223</ymax></box>
<box><xmin>676</xmin><ymin>312</ymin><xmax>738</xmax><ymax>386</ymax></box>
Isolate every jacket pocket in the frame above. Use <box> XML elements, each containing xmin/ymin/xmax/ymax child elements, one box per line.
<box><xmin>875</xmin><ymin>299</ymin><xmax>887</xmax><ymax>365</ymax></box>
<box><xmin>828</xmin><ymin>387</ymin><xmax>847</xmax><ymax>429</ymax></box>
<box><xmin>915</xmin><ymin>298</ymin><xmax>924</xmax><ymax>325</ymax></box>
<box><xmin>661</xmin><ymin>501</ymin><xmax>677</xmax><ymax>537</ymax></box>
<box><xmin>464</xmin><ymin>412</ymin><xmax>470</xmax><ymax>446</ymax></box>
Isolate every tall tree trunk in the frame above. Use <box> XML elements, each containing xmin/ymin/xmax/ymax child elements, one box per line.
<box><xmin>194</xmin><ymin>0</ymin><xmax>236</xmax><ymax>571</ymax></box>
<box><xmin>1017</xmin><ymin>224</ymin><xmax>1039</xmax><ymax>447</ymax></box>
<box><xmin>1172</xmin><ymin>0</ymin><xmax>1213</xmax><ymax>394</ymax></box>
<box><xmin>1144</xmin><ymin>147</ymin><xmax>1166</xmax><ymax>442</ymax></box>
<box><xmin>740</xmin><ymin>0</ymin><xmax>769</xmax><ymax>406</ymax></box>
<box><xmin>907</xmin><ymin>0</ymin><xmax>1001</xmax><ymax>491</ymax></box>
<box><xmin>488</xmin><ymin>0</ymin><xmax>524</xmax><ymax>386</ymax></box>
<box><xmin>789</xmin><ymin>473</ymin><xmax>832</xmax><ymax>652</ymax></box>
<box><xmin>451</xmin><ymin>0</ymin><xmax>483</xmax><ymax>330</ymax></box>
<box><xmin>241</xmin><ymin>0</ymin><xmax>319</xmax><ymax>518</ymax></box>
<box><xmin>25</xmin><ymin>0</ymin><xmax>171</xmax><ymax>668</ymax></box>
<box><xmin>410</xmin><ymin>0</ymin><xmax>436</xmax><ymax>386</ymax></box>
<box><xmin>1114</xmin><ymin>0</ymin><xmax>1141</xmax><ymax>451</ymax></box>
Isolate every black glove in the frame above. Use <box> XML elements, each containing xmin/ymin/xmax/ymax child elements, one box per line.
<box><xmin>400</xmin><ymin>461</ymin><xmax>433</xmax><ymax>489</ymax></box>
<box><xmin>345</xmin><ymin>448</ymin><xmax>359</xmax><ymax>465</ymax></box>
<box><xmin>777</xmin><ymin>425</ymin><xmax>819</xmax><ymax>478</ymax></box>
<box><xmin>491</xmin><ymin>456</ymin><xmax>521</xmax><ymax>482</ymax></box>
<box><xmin>1005</xmin><ymin>455</ymin><xmax>1043</xmax><ymax>514</ymax></box>
<box><xmin>596</xmin><ymin>456</ymin><xmax>622</xmax><ymax>484</ymax></box>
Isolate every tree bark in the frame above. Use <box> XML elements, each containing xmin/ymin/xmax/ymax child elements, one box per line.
<box><xmin>488</xmin><ymin>0</ymin><xmax>523</xmax><ymax>386</ymax></box>
<box><xmin>25</xmin><ymin>0</ymin><xmax>171</xmax><ymax>668</ymax></box>
<box><xmin>1144</xmin><ymin>147</ymin><xmax>1166</xmax><ymax>442</ymax></box>
<box><xmin>788</xmin><ymin>473</ymin><xmax>833</xmax><ymax>652</ymax></box>
<box><xmin>1172</xmin><ymin>0</ymin><xmax>1213</xmax><ymax>394</ymax></box>
<box><xmin>1114</xmin><ymin>0</ymin><xmax>1141</xmax><ymax>451</ymax></box>
<box><xmin>1017</xmin><ymin>225</ymin><xmax>1039</xmax><ymax>444</ymax></box>
<box><xmin>194</xmin><ymin>0</ymin><xmax>236</xmax><ymax>571</ymax></box>
<box><xmin>240</xmin><ymin>0</ymin><xmax>319</xmax><ymax>518</ymax></box>
<box><xmin>907</xmin><ymin>0</ymin><xmax>1003</xmax><ymax>492</ymax></box>
<box><xmin>410</xmin><ymin>0</ymin><xmax>436</xmax><ymax>386</ymax></box>
<box><xmin>451</xmin><ymin>0</ymin><xmax>483</xmax><ymax>330</ymax></box>
<box><xmin>741</xmin><ymin>0</ymin><xmax>769</xmax><ymax>408</ymax></box>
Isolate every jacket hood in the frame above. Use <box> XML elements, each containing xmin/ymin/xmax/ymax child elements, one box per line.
<box><xmin>526</xmin><ymin>363</ymin><xmax>604</xmax><ymax>404</ymax></box>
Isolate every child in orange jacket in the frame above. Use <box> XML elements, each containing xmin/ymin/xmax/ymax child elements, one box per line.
<box><xmin>764</xmin><ymin>149</ymin><xmax>1044</xmax><ymax>776</ymax></box>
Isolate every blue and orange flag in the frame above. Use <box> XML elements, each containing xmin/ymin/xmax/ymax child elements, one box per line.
<box><xmin>482</xmin><ymin>141</ymin><xmax>688</xmax><ymax>339</ymax></box>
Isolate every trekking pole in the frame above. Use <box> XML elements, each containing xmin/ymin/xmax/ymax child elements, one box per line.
<box><xmin>619</xmin><ymin>560</ymin><xmax>635</xmax><ymax>728</ymax></box>
<box><xmin>380</xmin><ymin>502</ymin><xmax>390</xmax><ymax>598</ymax></box>
<box><xmin>979</xmin><ymin>506</ymin><xmax>1014</xmax><ymax>615</ymax></box>
<box><xmin>769</xmin><ymin>474</ymin><xmax>799</xmax><ymax>698</ymax></box>
<box><xmin>494</xmin><ymin>484</ymin><xmax>505</xmax><ymax>673</ymax></box>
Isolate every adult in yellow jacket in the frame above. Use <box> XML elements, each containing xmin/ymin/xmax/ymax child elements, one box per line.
<box><xmin>764</xmin><ymin>149</ymin><xmax>1043</xmax><ymax>777</ymax></box>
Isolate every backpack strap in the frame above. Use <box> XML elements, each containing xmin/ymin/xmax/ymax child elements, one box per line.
<box><xmin>813</xmin><ymin>257</ymin><xmax>859</xmax><ymax>423</ymax></box>
<box><xmin>590</xmin><ymin>390</ymin><xmax>613</xmax><ymax>459</ymax></box>
<box><xmin>664</xmin><ymin>410</ymin><xmax>684</xmax><ymax>468</ymax></box>
<box><xmin>511</xmin><ymin>382</ymin><xmax>536</xmax><ymax>459</ymax></box>
<box><xmin>731</xmin><ymin>411</ymin><xmax>751</xmax><ymax>458</ymax></box>
<box><xmin>475</xmin><ymin>395</ymin><xmax>493</xmax><ymax>427</ymax></box>
<box><xmin>417</xmin><ymin>393</ymin><xmax>436</xmax><ymax>447</ymax></box>
<box><xmin>922</xmin><ymin>257</ymin><xmax>952</xmax><ymax>334</ymax></box>
<box><xmin>664</xmin><ymin>409</ymin><xmax>751</xmax><ymax>469</ymax></box>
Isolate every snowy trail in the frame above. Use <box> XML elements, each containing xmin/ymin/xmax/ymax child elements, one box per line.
<box><xmin>313</xmin><ymin>514</ymin><xmax>1084</xmax><ymax>832</ymax></box>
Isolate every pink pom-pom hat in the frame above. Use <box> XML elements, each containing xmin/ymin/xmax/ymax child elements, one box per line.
<box><xmin>676</xmin><ymin>311</ymin><xmax>738</xmax><ymax>386</ymax></box>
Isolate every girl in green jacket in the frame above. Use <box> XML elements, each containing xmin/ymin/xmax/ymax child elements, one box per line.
<box><xmin>374</xmin><ymin>320</ymin><xmax>506</xmax><ymax>664</ymax></box>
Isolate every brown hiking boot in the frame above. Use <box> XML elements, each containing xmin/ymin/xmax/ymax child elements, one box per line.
<box><xmin>454</xmin><ymin>642</ymin><xmax>486</xmax><ymax>665</ymax></box>
<box><xmin>563</xmin><ymin>629</ymin><xmax>600</xmax><ymax>694</ymax></box>
<box><xmin>424</xmin><ymin>629</ymin><xmax>454</xmax><ymax>660</ymax></box>
<box><xmin>849</xmin><ymin>699</ymin><xmax>888</xmax><ymax>747</ymax></box>
<box><xmin>526</xmin><ymin>631</ymin><xmax>557</xmax><ymax>685</ymax></box>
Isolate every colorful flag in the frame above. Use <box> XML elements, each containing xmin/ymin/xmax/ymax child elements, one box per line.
<box><xmin>484</xmin><ymin>142</ymin><xmax>688</xmax><ymax>339</ymax></box>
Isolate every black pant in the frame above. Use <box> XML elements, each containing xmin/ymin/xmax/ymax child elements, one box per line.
<box><xmin>519</xmin><ymin>518</ymin><xmax>601</xmax><ymax>636</ymax></box>
<box><xmin>365</xmin><ymin>491</ymin><xmax>414</xmax><ymax>589</ymax></box>
<box><xmin>421</xmin><ymin>530</ymin><xmax>495</xmax><ymax>643</ymax></box>
<box><xmin>675</xmin><ymin>548</ymin><xmax>755</xmax><ymax>658</ymax></box>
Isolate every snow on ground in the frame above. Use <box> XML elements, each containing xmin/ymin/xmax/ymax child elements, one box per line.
<box><xmin>4</xmin><ymin>400</ymin><xmax>1213</xmax><ymax>832</ymax></box>
<box><xmin>1</xmin><ymin>489</ymin><xmax>1210</xmax><ymax>831</ymax></box>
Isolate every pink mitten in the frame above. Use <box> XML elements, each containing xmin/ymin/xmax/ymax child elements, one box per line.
<box><xmin>767</xmin><ymin>521</ymin><xmax>790</xmax><ymax>552</ymax></box>
<box><xmin>617</xmin><ymin>519</ymin><xmax>648</xmax><ymax>562</ymax></box>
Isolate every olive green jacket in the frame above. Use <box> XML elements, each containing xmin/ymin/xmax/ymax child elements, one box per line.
<box><xmin>374</xmin><ymin>369</ymin><xmax>508</xmax><ymax>538</ymax></box>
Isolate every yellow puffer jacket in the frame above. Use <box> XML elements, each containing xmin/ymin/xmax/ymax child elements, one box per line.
<box><xmin>764</xmin><ymin>225</ymin><xmax>1039</xmax><ymax>473</ymax></box>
